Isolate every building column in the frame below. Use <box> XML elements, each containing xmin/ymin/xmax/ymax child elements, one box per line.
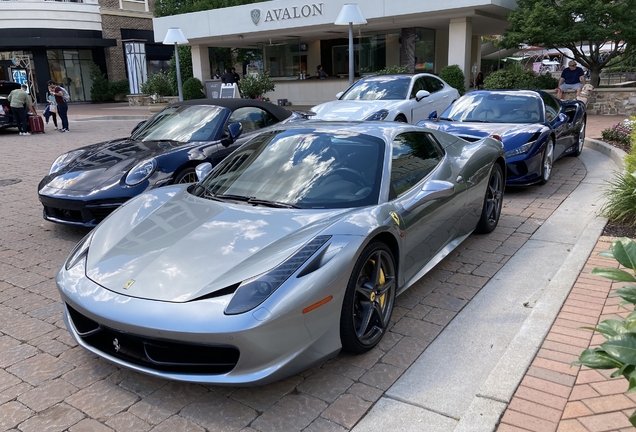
<box><xmin>471</xmin><ymin>35</ymin><xmax>482</xmax><ymax>87</ymax></box>
<box><xmin>448</xmin><ymin>17</ymin><xmax>472</xmax><ymax>91</ymax></box>
<box><xmin>191</xmin><ymin>44</ymin><xmax>211</xmax><ymax>82</ymax></box>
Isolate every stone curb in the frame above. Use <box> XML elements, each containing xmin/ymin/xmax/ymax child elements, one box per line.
<box><xmin>584</xmin><ymin>137</ymin><xmax>627</xmax><ymax>170</ymax></box>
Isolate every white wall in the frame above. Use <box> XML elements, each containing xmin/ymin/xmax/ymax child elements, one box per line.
<box><xmin>0</xmin><ymin>0</ymin><xmax>101</xmax><ymax>31</ymax></box>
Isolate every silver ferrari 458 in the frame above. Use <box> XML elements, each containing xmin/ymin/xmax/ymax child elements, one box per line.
<box><xmin>57</xmin><ymin>121</ymin><xmax>505</xmax><ymax>386</ymax></box>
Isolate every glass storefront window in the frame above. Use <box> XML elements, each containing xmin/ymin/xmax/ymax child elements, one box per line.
<box><xmin>415</xmin><ymin>28</ymin><xmax>435</xmax><ymax>72</ymax></box>
<box><xmin>263</xmin><ymin>40</ymin><xmax>305</xmax><ymax>78</ymax></box>
<box><xmin>47</xmin><ymin>49</ymin><xmax>94</xmax><ymax>102</ymax></box>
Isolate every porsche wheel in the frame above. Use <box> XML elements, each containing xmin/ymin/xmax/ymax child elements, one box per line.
<box><xmin>475</xmin><ymin>164</ymin><xmax>504</xmax><ymax>234</ymax></box>
<box><xmin>394</xmin><ymin>115</ymin><xmax>407</xmax><ymax>123</ymax></box>
<box><xmin>571</xmin><ymin>119</ymin><xmax>585</xmax><ymax>157</ymax></box>
<box><xmin>539</xmin><ymin>139</ymin><xmax>554</xmax><ymax>185</ymax></box>
<box><xmin>340</xmin><ymin>242</ymin><xmax>396</xmax><ymax>354</ymax></box>
<box><xmin>174</xmin><ymin>167</ymin><xmax>197</xmax><ymax>184</ymax></box>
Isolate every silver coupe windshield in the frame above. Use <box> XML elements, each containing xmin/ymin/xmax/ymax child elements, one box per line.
<box><xmin>130</xmin><ymin>105</ymin><xmax>226</xmax><ymax>143</ymax></box>
<box><xmin>198</xmin><ymin>129</ymin><xmax>385</xmax><ymax>209</ymax></box>
<box><xmin>340</xmin><ymin>76</ymin><xmax>410</xmax><ymax>101</ymax></box>
<box><xmin>441</xmin><ymin>93</ymin><xmax>544</xmax><ymax>124</ymax></box>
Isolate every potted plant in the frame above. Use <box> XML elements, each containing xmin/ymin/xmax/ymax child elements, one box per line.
<box><xmin>238</xmin><ymin>73</ymin><xmax>275</xmax><ymax>100</ymax></box>
<box><xmin>141</xmin><ymin>71</ymin><xmax>175</xmax><ymax>112</ymax></box>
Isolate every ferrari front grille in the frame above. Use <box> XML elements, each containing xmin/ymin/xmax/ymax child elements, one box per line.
<box><xmin>66</xmin><ymin>304</ymin><xmax>240</xmax><ymax>374</ymax></box>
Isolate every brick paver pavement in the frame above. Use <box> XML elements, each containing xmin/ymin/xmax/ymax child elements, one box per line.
<box><xmin>0</xmin><ymin>111</ymin><xmax>627</xmax><ymax>431</ymax></box>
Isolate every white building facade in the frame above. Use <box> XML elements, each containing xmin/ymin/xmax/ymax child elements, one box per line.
<box><xmin>153</xmin><ymin>0</ymin><xmax>517</xmax><ymax>105</ymax></box>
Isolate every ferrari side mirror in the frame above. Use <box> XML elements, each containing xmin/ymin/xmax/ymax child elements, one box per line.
<box><xmin>195</xmin><ymin>163</ymin><xmax>213</xmax><ymax>182</ymax></box>
<box><xmin>428</xmin><ymin>111</ymin><xmax>438</xmax><ymax>120</ymax></box>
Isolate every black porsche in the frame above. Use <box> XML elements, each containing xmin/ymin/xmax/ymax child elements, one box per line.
<box><xmin>38</xmin><ymin>99</ymin><xmax>296</xmax><ymax>227</ymax></box>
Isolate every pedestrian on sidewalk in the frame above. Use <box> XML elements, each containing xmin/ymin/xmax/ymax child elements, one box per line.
<box><xmin>48</xmin><ymin>80</ymin><xmax>69</xmax><ymax>132</ymax></box>
<box><xmin>7</xmin><ymin>84</ymin><xmax>32</xmax><ymax>136</ymax></box>
<box><xmin>43</xmin><ymin>87</ymin><xmax>58</xmax><ymax>130</ymax></box>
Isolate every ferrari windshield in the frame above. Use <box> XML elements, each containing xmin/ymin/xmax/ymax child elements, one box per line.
<box><xmin>197</xmin><ymin>129</ymin><xmax>385</xmax><ymax>209</ymax></box>
<box><xmin>441</xmin><ymin>93</ymin><xmax>544</xmax><ymax>124</ymax></box>
<box><xmin>130</xmin><ymin>105</ymin><xmax>227</xmax><ymax>143</ymax></box>
<box><xmin>340</xmin><ymin>76</ymin><xmax>410</xmax><ymax>101</ymax></box>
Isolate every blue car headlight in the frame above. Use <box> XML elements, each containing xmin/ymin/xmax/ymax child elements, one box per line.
<box><xmin>224</xmin><ymin>235</ymin><xmax>331</xmax><ymax>315</ymax></box>
<box><xmin>505</xmin><ymin>140</ymin><xmax>536</xmax><ymax>158</ymax></box>
<box><xmin>65</xmin><ymin>231</ymin><xmax>95</xmax><ymax>270</ymax></box>
<box><xmin>49</xmin><ymin>150</ymin><xmax>85</xmax><ymax>174</ymax></box>
<box><xmin>125</xmin><ymin>159</ymin><xmax>157</xmax><ymax>186</ymax></box>
<box><xmin>364</xmin><ymin>109</ymin><xmax>389</xmax><ymax>121</ymax></box>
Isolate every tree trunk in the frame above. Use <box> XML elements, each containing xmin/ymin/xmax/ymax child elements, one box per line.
<box><xmin>590</xmin><ymin>70</ymin><xmax>601</xmax><ymax>88</ymax></box>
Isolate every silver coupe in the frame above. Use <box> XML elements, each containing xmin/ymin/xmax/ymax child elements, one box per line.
<box><xmin>57</xmin><ymin>121</ymin><xmax>505</xmax><ymax>386</ymax></box>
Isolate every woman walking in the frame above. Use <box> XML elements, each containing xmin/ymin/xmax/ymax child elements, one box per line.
<box><xmin>44</xmin><ymin>87</ymin><xmax>58</xmax><ymax>130</ymax></box>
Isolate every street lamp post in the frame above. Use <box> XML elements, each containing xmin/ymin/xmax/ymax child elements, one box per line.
<box><xmin>163</xmin><ymin>28</ymin><xmax>189</xmax><ymax>102</ymax></box>
<box><xmin>334</xmin><ymin>4</ymin><xmax>367</xmax><ymax>86</ymax></box>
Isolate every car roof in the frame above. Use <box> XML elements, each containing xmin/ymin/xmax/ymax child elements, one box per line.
<box><xmin>263</xmin><ymin>119</ymin><xmax>421</xmax><ymax>140</ymax></box>
<box><xmin>172</xmin><ymin>98</ymin><xmax>293</xmax><ymax>121</ymax></box>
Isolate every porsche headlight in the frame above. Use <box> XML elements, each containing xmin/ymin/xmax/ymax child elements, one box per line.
<box><xmin>65</xmin><ymin>231</ymin><xmax>95</xmax><ymax>270</ymax></box>
<box><xmin>224</xmin><ymin>235</ymin><xmax>331</xmax><ymax>315</ymax></box>
<box><xmin>49</xmin><ymin>150</ymin><xmax>85</xmax><ymax>174</ymax></box>
<box><xmin>125</xmin><ymin>159</ymin><xmax>157</xmax><ymax>186</ymax></box>
<box><xmin>364</xmin><ymin>109</ymin><xmax>389</xmax><ymax>121</ymax></box>
<box><xmin>505</xmin><ymin>141</ymin><xmax>536</xmax><ymax>158</ymax></box>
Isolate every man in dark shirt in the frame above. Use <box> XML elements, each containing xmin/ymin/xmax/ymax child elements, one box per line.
<box><xmin>556</xmin><ymin>60</ymin><xmax>585</xmax><ymax>99</ymax></box>
<box><xmin>221</xmin><ymin>68</ymin><xmax>235</xmax><ymax>84</ymax></box>
<box><xmin>231</xmin><ymin>68</ymin><xmax>241</xmax><ymax>83</ymax></box>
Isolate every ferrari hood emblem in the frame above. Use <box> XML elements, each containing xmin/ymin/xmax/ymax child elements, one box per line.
<box><xmin>123</xmin><ymin>279</ymin><xmax>135</xmax><ymax>290</ymax></box>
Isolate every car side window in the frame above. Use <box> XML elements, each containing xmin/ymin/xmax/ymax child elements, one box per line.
<box><xmin>540</xmin><ymin>93</ymin><xmax>560</xmax><ymax>122</ymax></box>
<box><xmin>410</xmin><ymin>78</ymin><xmax>427</xmax><ymax>99</ymax></box>
<box><xmin>423</xmin><ymin>76</ymin><xmax>444</xmax><ymax>93</ymax></box>
<box><xmin>390</xmin><ymin>132</ymin><xmax>444</xmax><ymax>197</ymax></box>
<box><xmin>226</xmin><ymin>107</ymin><xmax>276</xmax><ymax>134</ymax></box>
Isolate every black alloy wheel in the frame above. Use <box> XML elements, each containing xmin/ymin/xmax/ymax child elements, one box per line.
<box><xmin>475</xmin><ymin>163</ymin><xmax>504</xmax><ymax>234</ymax></box>
<box><xmin>340</xmin><ymin>242</ymin><xmax>396</xmax><ymax>354</ymax></box>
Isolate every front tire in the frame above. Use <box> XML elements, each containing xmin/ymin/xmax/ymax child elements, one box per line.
<box><xmin>340</xmin><ymin>242</ymin><xmax>396</xmax><ymax>354</ymax></box>
<box><xmin>571</xmin><ymin>118</ymin><xmax>585</xmax><ymax>157</ymax></box>
<box><xmin>539</xmin><ymin>139</ymin><xmax>554</xmax><ymax>185</ymax></box>
<box><xmin>475</xmin><ymin>164</ymin><xmax>504</xmax><ymax>234</ymax></box>
<box><xmin>394</xmin><ymin>115</ymin><xmax>407</xmax><ymax>123</ymax></box>
<box><xmin>173</xmin><ymin>167</ymin><xmax>197</xmax><ymax>184</ymax></box>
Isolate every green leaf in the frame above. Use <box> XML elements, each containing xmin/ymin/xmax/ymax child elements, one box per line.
<box><xmin>575</xmin><ymin>348</ymin><xmax>623</xmax><ymax>369</ymax></box>
<box><xmin>602</xmin><ymin>334</ymin><xmax>636</xmax><ymax>365</ymax></box>
<box><xmin>626</xmin><ymin>312</ymin><xmax>636</xmax><ymax>330</ymax></box>
<box><xmin>599</xmin><ymin>249</ymin><xmax>615</xmax><ymax>259</ymax></box>
<box><xmin>617</xmin><ymin>285</ymin><xmax>636</xmax><ymax>305</ymax></box>
<box><xmin>596</xmin><ymin>319</ymin><xmax>629</xmax><ymax>337</ymax></box>
<box><xmin>611</xmin><ymin>238</ymin><xmax>636</xmax><ymax>270</ymax></box>
<box><xmin>630</xmin><ymin>410</ymin><xmax>636</xmax><ymax>428</ymax></box>
<box><xmin>627</xmin><ymin>370</ymin><xmax>636</xmax><ymax>393</ymax></box>
<box><xmin>591</xmin><ymin>267</ymin><xmax>636</xmax><ymax>283</ymax></box>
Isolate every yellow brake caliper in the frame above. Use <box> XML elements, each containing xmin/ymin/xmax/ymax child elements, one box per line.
<box><xmin>369</xmin><ymin>259</ymin><xmax>386</xmax><ymax>308</ymax></box>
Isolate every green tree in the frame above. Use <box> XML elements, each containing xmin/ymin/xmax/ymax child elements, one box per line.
<box><xmin>500</xmin><ymin>0</ymin><xmax>636</xmax><ymax>87</ymax></box>
<box><xmin>154</xmin><ymin>0</ymin><xmax>266</xmax><ymax>18</ymax></box>
<box><xmin>89</xmin><ymin>63</ymin><xmax>111</xmax><ymax>102</ymax></box>
<box><xmin>169</xmin><ymin>45</ymin><xmax>194</xmax><ymax>94</ymax></box>
<box><xmin>439</xmin><ymin>65</ymin><xmax>466</xmax><ymax>96</ymax></box>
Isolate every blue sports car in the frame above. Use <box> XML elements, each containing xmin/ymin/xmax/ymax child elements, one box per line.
<box><xmin>418</xmin><ymin>90</ymin><xmax>586</xmax><ymax>186</ymax></box>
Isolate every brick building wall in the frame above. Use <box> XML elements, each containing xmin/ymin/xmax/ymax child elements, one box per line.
<box><xmin>99</xmin><ymin>0</ymin><xmax>156</xmax><ymax>81</ymax></box>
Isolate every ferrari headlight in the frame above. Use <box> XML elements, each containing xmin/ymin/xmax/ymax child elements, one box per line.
<box><xmin>224</xmin><ymin>235</ymin><xmax>331</xmax><ymax>315</ymax></box>
<box><xmin>506</xmin><ymin>141</ymin><xmax>536</xmax><ymax>158</ymax></box>
<box><xmin>125</xmin><ymin>159</ymin><xmax>157</xmax><ymax>186</ymax></box>
<box><xmin>65</xmin><ymin>231</ymin><xmax>95</xmax><ymax>270</ymax></box>
<box><xmin>364</xmin><ymin>109</ymin><xmax>389</xmax><ymax>121</ymax></box>
<box><xmin>49</xmin><ymin>150</ymin><xmax>85</xmax><ymax>174</ymax></box>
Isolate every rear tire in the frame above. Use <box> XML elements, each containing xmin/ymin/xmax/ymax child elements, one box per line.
<box><xmin>340</xmin><ymin>242</ymin><xmax>396</xmax><ymax>354</ymax></box>
<box><xmin>475</xmin><ymin>164</ymin><xmax>504</xmax><ymax>234</ymax></box>
<box><xmin>539</xmin><ymin>139</ymin><xmax>554</xmax><ymax>185</ymax></box>
<box><xmin>571</xmin><ymin>118</ymin><xmax>585</xmax><ymax>157</ymax></box>
<box><xmin>173</xmin><ymin>167</ymin><xmax>197</xmax><ymax>184</ymax></box>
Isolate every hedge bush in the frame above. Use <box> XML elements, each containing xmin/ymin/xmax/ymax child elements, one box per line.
<box><xmin>374</xmin><ymin>65</ymin><xmax>410</xmax><ymax>75</ymax></box>
<box><xmin>483</xmin><ymin>68</ymin><xmax>558</xmax><ymax>90</ymax></box>
<box><xmin>439</xmin><ymin>65</ymin><xmax>466</xmax><ymax>96</ymax></box>
<box><xmin>183</xmin><ymin>77</ymin><xmax>204</xmax><ymax>100</ymax></box>
<box><xmin>89</xmin><ymin>63</ymin><xmax>130</xmax><ymax>102</ymax></box>
<box><xmin>141</xmin><ymin>71</ymin><xmax>175</xmax><ymax>100</ymax></box>
<box><xmin>238</xmin><ymin>73</ymin><xmax>275</xmax><ymax>99</ymax></box>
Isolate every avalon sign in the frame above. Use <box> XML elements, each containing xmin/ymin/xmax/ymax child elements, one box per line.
<box><xmin>250</xmin><ymin>3</ymin><xmax>324</xmax><ymax>26</ymax></box>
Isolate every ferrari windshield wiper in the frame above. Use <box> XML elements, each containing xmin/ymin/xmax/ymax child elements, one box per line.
<box><xmin>439</xmin><ymin>117</ymin><xmax>454</xmax><ymax>121</ymax></box>
<box><xmin>247</xmin><ymin>198</ymin><xmax>299</xmax><ymax>209</ymax></box>
<box><xmin>463</xmin><ymin>119</ymin><xmax>489</xmax><ymax>123</ymax></box>
<box><xmin>216</xmin><ymin>194</ymin><xmax>252</xmax><ymax>201</ymax></box>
